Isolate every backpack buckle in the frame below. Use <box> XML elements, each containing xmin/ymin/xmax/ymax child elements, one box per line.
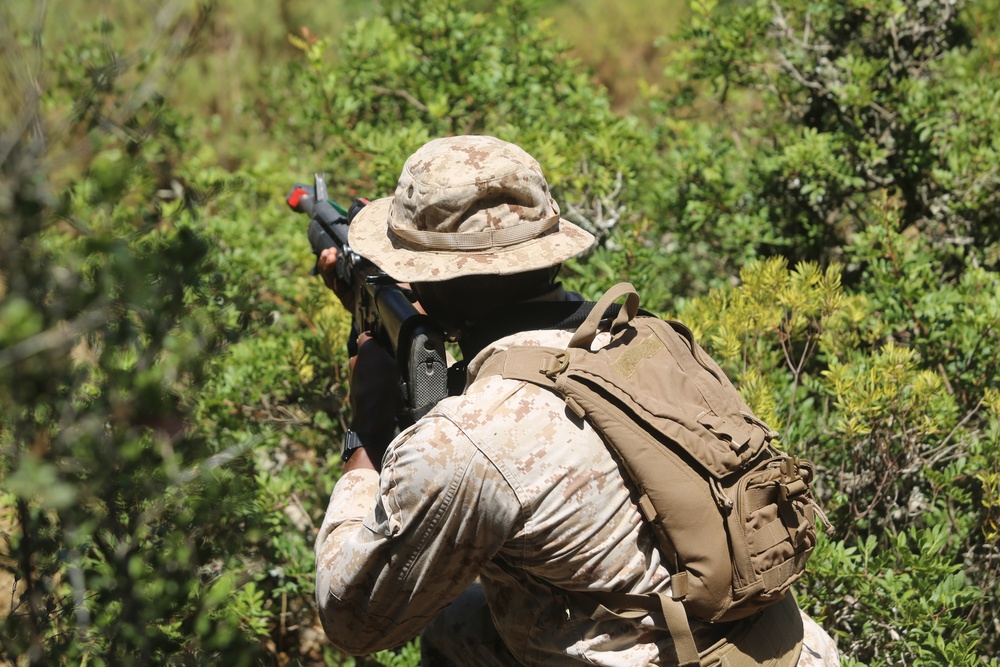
<box><xmin>779</xmin><ymin>457</ymin><xmax>807</xmax><ymax>501</ymax></box>
<box><xmin>541</xmin><ymin>351</ymin><xmax>570</xmax><ymax>378</ymax></box>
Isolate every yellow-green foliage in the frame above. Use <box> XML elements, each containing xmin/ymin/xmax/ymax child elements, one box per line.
<box><xmin>682</xmin><ymin>257</ymin><xmax>864</xmax><ymax>370</ymax></box>
<box><xmin>977</xmin><ymin>389</ymin><xmax>1000</xmax><ymax>541</ymax></box>
<box><xmin>734</xmin><ymin>368</ymin><xmax>782</xmax><ymax>436</ymax></box>
<box><xmin>679</xmin><ymin>248</ymin><xmax>998</xmax><ymax>666</ymax></box>
<box><xmin>678</xmin><ymin>257</ymin><xmax>867</xmax><ymax>431</ymax></box>
<box><xmin>823</xmin><ymin>343</ymin><xmax>958</xmax><ymax>440</ymax></box>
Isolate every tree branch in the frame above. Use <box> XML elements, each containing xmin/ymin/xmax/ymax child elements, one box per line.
<box><xmin>0</xmin><ymin>307</ymin><xmax>109</xmax><ymax>370</ymax></box>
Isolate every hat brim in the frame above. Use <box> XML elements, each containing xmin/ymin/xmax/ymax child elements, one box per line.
<box><xmin>348</xmin><ymin>197</ymin><xmax>596</xmax><ymax>283</ymax></box>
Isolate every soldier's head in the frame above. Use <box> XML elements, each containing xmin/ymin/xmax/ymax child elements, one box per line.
<box><xmin>349</xmin><ymin>135</ymin><xmax>594</xmax><ymax>327</ymax></box>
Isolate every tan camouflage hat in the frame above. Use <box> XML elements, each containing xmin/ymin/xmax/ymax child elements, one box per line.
<box><xmin>348</xmin><ymin>135</ymin><xmax>595</xmax><ymax>283</ymax></box>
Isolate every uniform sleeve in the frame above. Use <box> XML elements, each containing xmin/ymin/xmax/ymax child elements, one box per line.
<box><xmin>314</xmin><ymin>414</ymin><xmax>522</xmax><ymax>655</ymax></box>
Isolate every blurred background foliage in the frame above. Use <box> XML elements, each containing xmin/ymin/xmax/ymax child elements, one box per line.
<box><xmin>1</xmin><ymin>0</ymin><xmax>998</xmax><ymax>665</ymax></box>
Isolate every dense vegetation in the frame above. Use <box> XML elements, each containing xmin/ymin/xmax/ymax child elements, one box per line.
<box><xmin>1</xmin><ymin>0</ymin><xmax>998</xmax><ymax>665</ymax></box>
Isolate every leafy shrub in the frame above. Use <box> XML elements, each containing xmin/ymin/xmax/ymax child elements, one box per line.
<box><xmin>631</xmin><ymin>0</ymin><xmax>1000</xmax><ymax>303</ymax></box>
<box><xmin>678</xmin><ymin>254</ymin><xmax>999</xmax><ymax>665</ymax></box>
<box><xmin>640</xmin><ymin>2</ymin><xmax>1000</xmax><ymax>658</ymax></box>
<box><xmin>0</xmin><ymin>13</ymin><xmax>263</xmax><ymax>664</ymax></box>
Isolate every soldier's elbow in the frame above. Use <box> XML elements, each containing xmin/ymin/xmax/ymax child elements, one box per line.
<box><xmin>317</xmin><ymin>595</ymin><xmax>392</xmax><ymax>655</ymax></box>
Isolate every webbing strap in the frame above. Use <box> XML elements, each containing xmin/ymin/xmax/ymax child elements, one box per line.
<box><xmin>761</xmin><ymin>560</ymin><xmax>798</xmax><ymax>591</ymax></box>
<box><xmin>746</xmin><ymin>487</ymin><xmax>774</xmax><ymax>512</ymax></box>
<box><xmin>657</xmin><ymin>593</ymin><xmax>701</xmax><ymax>666</ymax></box>
<box><xmin>566</xmin><ymin>589</ymin><xmax>700</xmax><ymax>667</ymax></box>
<box><xmin>671</xmin><ymin>570</ymin><xmax>690</xmax><ymax>600</ymax></box>
<box><xmin>755</xmin><ymin>518</ymin><xmax>792</xmax><ymax>553</ymax></box>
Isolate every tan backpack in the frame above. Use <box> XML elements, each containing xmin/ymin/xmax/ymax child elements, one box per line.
<box><xmin>478</xmin><ymin>283</ymin><xmax>830</xmax><ymax>666</ymax></box>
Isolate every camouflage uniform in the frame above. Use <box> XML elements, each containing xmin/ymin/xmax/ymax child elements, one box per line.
<box><xmin>315</xmin><ymin>324</ymin><xmax>840</xmax><ymax>666</ymax></box>
<box><xmin>315</xmin><ymin>135</ymin><xmax>840</xmax><ymax>665</ymax></box>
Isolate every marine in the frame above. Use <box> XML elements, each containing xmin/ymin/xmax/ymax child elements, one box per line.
<box><xmin>313</xmin><ymin>135</ymin><xmax>840</xmax><ymax>666</ymax></box>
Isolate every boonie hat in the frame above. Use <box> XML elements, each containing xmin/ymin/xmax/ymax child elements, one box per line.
<box><xmin>348</xmin><ymin>135</ymin><xmax>595</xmax><ymax>283</ymax></box>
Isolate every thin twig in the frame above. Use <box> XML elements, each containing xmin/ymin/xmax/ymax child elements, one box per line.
<box><xmin>785</xmin><ymin>336</ymin><xmax>814</xmax><ymax>430</ymax></box>
<box><xmin>925</xmin><ymin>401</ymin><xmax>983</xmax><ymax>465</ymax></box>
<box><xmin>289</xmin><ymin>493</ymin><xmax>317</xmax><ymax>533</ymax></box>
<box><xmin>0</xmin><ymin>307</ymin><xmax>109</xmax><ymax>369</ymax></box>
<box><xmin>369</xmin><ymin>86</ymin><xmax>429</xmax><ymax>113</ymax></box>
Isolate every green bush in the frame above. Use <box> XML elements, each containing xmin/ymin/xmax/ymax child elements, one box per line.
<box><xmin>654</xmin><ymin>1</ymin><xmax>1000</xmax><ymax>660</ymax></box>
<box><xmin>629</xmin><ymin>0</ymin><xmax>1000</xmax><ymax>301</ymax></box>
<box><xmin>0</xmin><ymin>13</ymin><xmax>263</xmax><ymax>664</ymax></box>
<box><xmin>678</xmin><ymin>255</ymin><xmax>999</xmax><ymax>664</ymax></box>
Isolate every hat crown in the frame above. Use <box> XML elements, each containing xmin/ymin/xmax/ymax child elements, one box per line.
<box><xmin>389</xmin><ymin>136</ymin><xmax>560</xmax><ymax>240</ymax></box>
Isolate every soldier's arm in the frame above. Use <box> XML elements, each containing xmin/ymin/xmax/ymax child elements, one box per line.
<box><xmin>314</xmin><ymin>416</ymin><xmax>520</xmax><ymax>655</ymax></box>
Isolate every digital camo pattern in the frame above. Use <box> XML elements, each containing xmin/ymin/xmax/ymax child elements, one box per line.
<box><xmin>315</xmin><ymin>326</ymin><xmax>840</xmax><ymax>666</ymax></box>
<box><xmin>348</xmin><ymin>136</ymin><xmax>594</xmax><ymax>282</ymax></box>
<box><xmin>799</xmin><ymin>614</ymin><xmax>841</xmax><ymax>667</ymax></box>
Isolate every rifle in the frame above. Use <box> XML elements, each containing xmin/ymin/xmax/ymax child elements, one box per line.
<box><xmin>286</xmin><ymin>174</ymin><xmax>449</xmax><ymax>425</ymax></box>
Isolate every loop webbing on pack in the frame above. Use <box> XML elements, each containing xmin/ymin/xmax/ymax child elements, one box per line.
<box><xmin>568</xmin><ymin>282</ymin><xmax>639</xmax><ymax>350</ymax></box>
